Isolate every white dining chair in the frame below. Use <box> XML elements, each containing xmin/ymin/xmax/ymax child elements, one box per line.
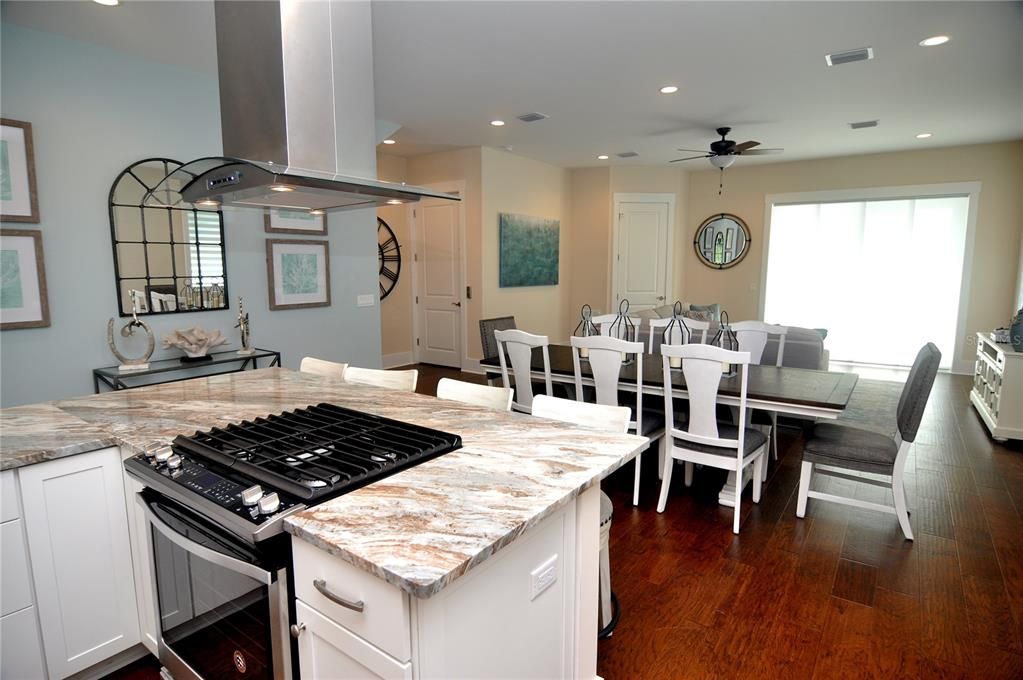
<box><xmin>657</xmin><ymin>343</ymin><xmax>768</xmax><ymax>534</ymax></box>
<box><xmin>299</xmin><ymin>357</ymin><xmax>348</xmax><ymax>379</ymax></box>
<box><xmin>494</xmin><ymin>329</ymin><xmax>553</xmax><ymax>413</ymax></box>
<box><xmin>646</xmin><ymin>317</ymin><xmax>711</xmax><ymax>354</ymax></box>
<box><xmin>342</xmin><ymin>366</ymin><xmax>418</xmax><ymax>392</ymax></box>
<box><xmin>531</xmin><ymin>394</ymin><xmax>630</xmax><ymax>637</ymax></box>
<box><xmin>436</xmin><ymin>378</ymin><xmax>513</xmax><ymax>411</ymax></box>
<box><xmin>570</xmin><ymin>335</ymin><xmax>664</xmax><ymax>506</ymax></box>
<box><xmin>731</xmin><ymin>321</ymin><xmax>789</xmax><ymax>467</ymax></box>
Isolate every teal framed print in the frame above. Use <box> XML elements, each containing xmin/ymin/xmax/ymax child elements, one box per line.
<box><xmin>265</xmin><ymin>239</ymin><xmax>331</xmax><ymax>310</ymax></box>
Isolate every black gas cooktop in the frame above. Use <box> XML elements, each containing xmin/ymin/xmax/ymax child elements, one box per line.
<box><xmin>125</xmin><ymin>403</ymin><xmax>462</xmax><ymax>543</ymax></box>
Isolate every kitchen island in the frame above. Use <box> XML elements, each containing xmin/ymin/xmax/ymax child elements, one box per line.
<box><xmin>0</xmin><ymin>368</ymin><xmax>648</xmax><ymax>679</ymax></box>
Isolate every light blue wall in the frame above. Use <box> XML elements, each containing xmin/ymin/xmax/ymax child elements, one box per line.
<box><xmin>0</xmin><ymin>24</ymin><xmax>382</xmax><ymax>407</ymax></box>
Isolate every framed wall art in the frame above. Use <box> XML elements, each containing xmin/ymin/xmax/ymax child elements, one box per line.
<box><xmin>264</xmin><ymin>207</ymin><xmax>327</xmax><ymax>235</ymax></box>
<box><xmin>1</xmin><ymin>229</ymin><xmax>50</xmax><ymax>329</ymax></box>
<box><xmin>1</xmin><ymin>119</ymin><xmax>40</xmax><ymax>223</ymax></box>
<box><xmin>499</xmin><ymin>212</ymin><xmax>560</xmax><ymax>287</ymax></box>
<box><xmin>265</xmin><ymin>239</ymin><xmax>331</xmax><ymax>310</ymax></box>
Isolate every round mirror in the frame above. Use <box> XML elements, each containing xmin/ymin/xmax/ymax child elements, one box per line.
<box><xmin>694</xmin><ymin>213</ymin><xmax>750</xmax><ymax>269</ymax></box>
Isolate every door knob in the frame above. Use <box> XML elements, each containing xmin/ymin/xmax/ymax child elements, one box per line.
<box><xmin>451</xmin><ymin>301</ymin><xmax>462</xmax><ymax>307</ymax></box>
<box><xmin>656</xmin><ymin>296</ymin><xmax>666</xmax><ymax>301</ymax></box>
<box><xmin>290</xmin><ymin>623</ymin><xmax>306</xmax><ymax>638</ymax></box>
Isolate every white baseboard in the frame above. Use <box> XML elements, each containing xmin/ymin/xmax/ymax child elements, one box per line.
<box><xmin>383</xmin><ymin>351</ymin><xmax>414</xmax><ymax>369</ymax></box>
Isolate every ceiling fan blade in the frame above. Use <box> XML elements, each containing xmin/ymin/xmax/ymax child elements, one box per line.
<box><xmin>741</xmin><ymin>148</ymin><xmax>784</xmax><ymax>155</ymax></box>
<box><xmin>675</xmin><ymin>148</ymin><xmax>710</xmax><ymax>153</ymax></box>
<box><xmin>732</xmin><ymin>141</ymin><xmax>761</xmax><ymax>153</ymax></box>
<box><xmin>668</xmin><ymin>155</ymin><xmax>711</xmax><ymax>163</ymax></box>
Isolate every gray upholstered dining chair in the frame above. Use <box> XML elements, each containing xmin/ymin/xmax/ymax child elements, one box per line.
<box><xmin>796</xmin><ymin>342</ymin><xmax>941</xmax><ymax>540</ymax></box>
<box><xmin>479</xmin><ymin>316</ymin><xmax>517</xmax><ymax>361</ymax></box>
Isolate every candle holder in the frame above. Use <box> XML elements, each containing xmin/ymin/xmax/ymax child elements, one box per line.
<box><xmin>572</xmin><ymin>304</ymin><xmax>599</xmax><ymax>360</ymax></box>
<box><xmin>710</xmin><ymin>310</ymin><xmax>739</xmax><ymax>376</ymax></box>
<box><xmin>662</xmin><ymin>301</ymin><xmax>691</xmax><ymax>369</ymax></box>
<box><xmin>609</xmin><ymin>299</ymin><xmax>637</xmax><ymax>363</ymax></box>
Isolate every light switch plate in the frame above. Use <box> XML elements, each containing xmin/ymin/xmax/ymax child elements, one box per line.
<box><xmin>529</xmin><ymin>554</ymin><xmax>558</xmax><ymax>601</ymax></box>
<box><xmin>356</xmin><ymin>294</ymin><xmax>375</xmax><ymax>307</ymax></box>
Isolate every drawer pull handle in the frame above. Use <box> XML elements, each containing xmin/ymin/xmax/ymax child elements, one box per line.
<box><xmin>314</xmin><ymin>578</ymin><xmax>365</xmax><ymax>613</ymax></box>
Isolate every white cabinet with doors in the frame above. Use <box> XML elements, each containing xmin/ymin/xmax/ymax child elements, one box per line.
<box><xmin>18</xmin><ymin>447</ymin><xmax>141</xmax><ymax>678</ymax></box>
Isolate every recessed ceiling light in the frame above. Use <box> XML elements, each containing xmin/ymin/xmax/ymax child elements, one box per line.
<box><xmin>270</xmin><ymin>185</ymin><xmax>294</xmax><ymax>192</ymax></box>
<box><xmin>93</xmin><ymin>0</ymin><xmax>119</xmax><ymax>5</ymax></box>
<box><xmin>916</xmin><ymin>132</ymin><xmax>933</xmax><ymax>139</ymax></box>
<box><xmin>382</xmin><ymin>139</ymin><xmax>396</xmax><ymax>145</ymax></box>
<box><xmin>386</xmin><ymin>199</ymin><xmax>403</xmax><ymax>205</ymax></box>
<box><xmin>309</xmin><ymin>209</ymin><xmax>325</xmax><ymax>215</ymax></box>
<box><xmin>659</xmin><ymin>85</ymin><xmax>679</xmax><ymax>94</ymax></box>
<box><xmin>490</xmin><ymin>120</ymin><xmax>505</xmax><ymax>127</ymax></box>
<box><xmin>919</xmin><ymin>35</ymin><xmax>950</xmax><ymax>47</ymax></box>
<box><xmin>597</xmin><ymin>155</ymin><xmax>609</xmax><ymax>160</ymax></box>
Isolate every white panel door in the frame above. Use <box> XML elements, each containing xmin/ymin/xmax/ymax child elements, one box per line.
<box><xmin>19</xmin><ymin>447</ymin><xmax>141</xmax><ymax>678</ymax></box>
<box><xmin>615</xmin><ymin>201</ymin><xmax>670</xmax><ymax>310</ymax></box>
<box><xmin>415</xmin><ymin>199</ymin><xmax>462</xmax><ymax>367</ymax></box>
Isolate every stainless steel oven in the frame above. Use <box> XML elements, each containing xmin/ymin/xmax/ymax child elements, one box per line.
<box><xmin>140</xmin><ymin>489</ymin><xmax>293</xmax><ymax>680</ymax></box>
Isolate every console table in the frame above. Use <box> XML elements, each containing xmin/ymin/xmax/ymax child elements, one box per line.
<box><xmin>93</xmin><ymin>348</ymin><xmax>281</xmax><ymax>392</ymax></box>
<box><xmin>970</xmin><ymin>333</ymin><xmax>1023</xmax><ymax>442</ymax></box>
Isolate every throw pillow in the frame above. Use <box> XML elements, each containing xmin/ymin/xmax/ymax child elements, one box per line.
<box><xmin>687</xmin><ymin>303</ymin><xmax>721</xmax><ymax>322</ymax></box>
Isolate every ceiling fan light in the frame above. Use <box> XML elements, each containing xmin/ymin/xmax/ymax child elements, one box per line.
<box><xmin>710</xmin><ymin>155</ymin><xmax>736</xmax><ymax>169</ymax></box>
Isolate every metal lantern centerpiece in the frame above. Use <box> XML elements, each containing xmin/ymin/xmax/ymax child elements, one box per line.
<box><xmin>573</xmin><ymin>304</ymin><xmax>599</xmax><ymax>359</ymax></box>
<box><xmin>710</xmin><ymin>310</ymin><xmax>740</xmax><ymax>376</ymax></box>
<box><xmin>608</xmin><ymin>299</ymin><xmax>637</xmax><ymax>363</ymax></box>
<box><xmin>662</xmin><ymin>301</ymin><xmax>691</xmax><ymax>369</ymax></box>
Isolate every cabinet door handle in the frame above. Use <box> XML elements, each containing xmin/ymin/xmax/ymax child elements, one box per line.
<box><xmin>290</xmin><ymin>623</ymin><xmax>306</xmax><ymax>638</ymax></box>
<box><xmin>313</xmin><ymin>579</ymin><xmax>365</xmax><ymax>613</ymax></box>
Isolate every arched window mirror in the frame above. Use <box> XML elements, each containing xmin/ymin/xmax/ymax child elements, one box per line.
<box><xmin>109</xmin><ymin>158</ymin><xmax>229</xmax><ymax>316</ymax></box>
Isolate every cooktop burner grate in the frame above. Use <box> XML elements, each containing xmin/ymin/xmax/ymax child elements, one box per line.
<box><xmin>172</xmin><ymin>403</ymin><xmax>462</xmax><ymax>500</ymax></box>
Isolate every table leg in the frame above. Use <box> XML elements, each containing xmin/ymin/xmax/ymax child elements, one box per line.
<box><xmin>718</xmin><ymin>466</ymin><xmax>754</xmax><ymax>507</ymax></box>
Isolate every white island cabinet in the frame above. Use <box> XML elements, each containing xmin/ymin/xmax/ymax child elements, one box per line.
<box><xmin>18</xmin><ymin>447</ymin><xmax>141</xmax><ymax>678</ymax></box>
<box><xmin>291</xmin><ymin>486</ymin><xmax>602</xmax><ymax>680</ymax></box>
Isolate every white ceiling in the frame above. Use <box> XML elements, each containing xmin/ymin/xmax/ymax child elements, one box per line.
<box><xmin>4</xmin><ymin>1</ymin><xmax>1021</xmax><ymax>169</ymax></box>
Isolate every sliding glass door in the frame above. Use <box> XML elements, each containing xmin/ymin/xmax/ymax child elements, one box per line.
<box><xmin>764</xmin><ymin>194</ymin><xmax>970</xmax><ymax>368</ymax></box>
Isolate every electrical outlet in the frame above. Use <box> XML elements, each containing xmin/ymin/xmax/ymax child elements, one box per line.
<box><xmin>530</xmin><ymin>554</ymin><xmax>558</xmax><ymax>601</ymax></box>
<box><xmin>356</xmin><ymin>294</ymin><xmax>374</xmax><ymax>307</ymax></box>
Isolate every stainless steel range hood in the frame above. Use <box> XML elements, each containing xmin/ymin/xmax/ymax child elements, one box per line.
<box><xmin>169</xmin><ymin>0</ymin><xmax>456</xmax><ymax>212</ymax></box>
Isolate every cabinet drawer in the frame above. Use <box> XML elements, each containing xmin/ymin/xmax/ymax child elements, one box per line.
<box><xmin>295</xmin><ymin>600</ymin><xmax>411</xmax><ymax>680</ymax></box>
<box><xmin>293</xmin><ymin>538</ymin><xmax>411</xmax><ymax>661</ymax></box>
<box><xmin>1</xmin><ymin>606</ymin><xmax>47</xmax><ymax>680</ymax></box>
<box><xmin>1</xmin><ymin>471</ymin><xmax>18</xmax><ymax>523</ymax></box>
<box><xmin>1</xmin><ymin>520</ymin><xmax>33</xmax><ymax>616</ymax></box>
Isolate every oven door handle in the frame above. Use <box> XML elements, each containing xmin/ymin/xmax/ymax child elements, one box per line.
<box><xmin>142</xmin><ymin>498</ymin><xmax>273</xmax><ymax>585</ymax></box>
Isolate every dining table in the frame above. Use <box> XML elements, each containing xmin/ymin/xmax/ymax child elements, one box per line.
<box><xmin>480</xmin><ymin>344</ymin><xmax>860</xmax><ymax>506</ymax></box>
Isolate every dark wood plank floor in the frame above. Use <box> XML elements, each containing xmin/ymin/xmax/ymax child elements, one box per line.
<box><xmin>106</xmin><ymin>366</ymin><xmax>1023</xmax><ymax>680</ymax></box>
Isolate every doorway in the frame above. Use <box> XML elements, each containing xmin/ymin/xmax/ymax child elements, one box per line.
<box><xmin>411</xmin><ymin>183</ymin><xmax>466</xmax><ymax>368</ymax></box>
<box><xmin>611</xmin><ymin>193</ymin><xmax>675</xmax><ymax>311</ymax></box>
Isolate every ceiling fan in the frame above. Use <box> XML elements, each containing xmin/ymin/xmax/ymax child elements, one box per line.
<box><xmin>669</xmin><ymin>127</ymin><xmax>783</xmax><ymax>168</ymax></box>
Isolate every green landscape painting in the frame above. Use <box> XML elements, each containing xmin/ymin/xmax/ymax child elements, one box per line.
<box><xmin>499</xmin><ymin>213</ymin><xmax>560</xmax><ymax>288</ymax></box>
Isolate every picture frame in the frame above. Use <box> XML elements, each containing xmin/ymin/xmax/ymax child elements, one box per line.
<box><xmin>1</xmin><ymin>229</ymin><xmax>50</xmax><ymax>329</ymax></box>
<box><xmin>265</xmin><ymin>239</ymin><xmax>331</xmax><ymax>310</ymax></box>
<box><xmin>263</xmin><ymin>207</ymin><xmax>327</xmax><ymax>235</ymax></box>
<box><xmin>1</xmin><ymin>119</ymin><xmax>40</xmax><ymax>223</ymax></box>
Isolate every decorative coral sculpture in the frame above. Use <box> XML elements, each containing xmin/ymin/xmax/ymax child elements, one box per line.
<box><xmin>161</xmin><ymin>327</ymin><xmax>229</xmax><ymax>358</ymax></box>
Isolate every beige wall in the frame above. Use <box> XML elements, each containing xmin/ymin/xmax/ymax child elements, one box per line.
<box><xmin>568</xmin><ymin>167</ymin><xmax>611</xmax><ymax>317</ymax></box>
<box><xmin>684</xmin><ymin>141</ymin><xmax>1023</xmax><ymax>366</ymax></box>
<box><xmin>375</xmin><ymin>153</ymin><xmax>412</xmax><ymax>358</ymax></box>
<box><xmin>481</xmin><ymin>147</ymin><xmax>573</xmax><ymax>342</ymax></box>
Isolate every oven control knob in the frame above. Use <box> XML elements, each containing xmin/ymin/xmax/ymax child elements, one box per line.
<box><xmin>166</xmin><ymin>454</ymin><xmax>182</xmax><ymax>470</ymax></box>
<box><xmin>154</xmin><ymin>447</ymin><xmax>174</xmax><ymax>464</ymax></box>
<box><xmin>142</xmin><ymin>442</ymin><xmax>164</xmax><ymax>459</ymax></box>
<box><xmin>257</xmin><ymin>492</ymin><xmax>281</xmax><ymax>515</ymax></box>
<box><xmin>241</xmin><ymin>485</ymin><xmax>263</xmax><ymax>506</ymax></box>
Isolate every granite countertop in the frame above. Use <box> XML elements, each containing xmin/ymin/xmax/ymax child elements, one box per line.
<box><xmin>0</xmin><ymin>368</ymin><xmax>648</xmax><ymax>598</ymax></box>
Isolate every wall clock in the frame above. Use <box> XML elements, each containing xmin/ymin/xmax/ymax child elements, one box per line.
<box><xmin>377</xmin><ymin>217</ymin><xmax>401</xmax><ymax>300</ymax></box>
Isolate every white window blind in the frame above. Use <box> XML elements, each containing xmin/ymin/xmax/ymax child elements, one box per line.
<box><xmin>764</xmin><ymin>195</ymin><xmax>970</xmax><ymax>369</ymax></box>
<box><xmin>184</xmin><ymin>211</ymin><xmax>224</xmax><ymax>284</ymax></box>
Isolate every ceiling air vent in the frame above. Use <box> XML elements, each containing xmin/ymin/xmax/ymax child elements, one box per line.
<box><xmin>825</xmin><ymin>47</ymin><xmax>874</xmax><ymax>66</ymax></box>
<box><xmin>616</xmin><ymin>151</ymin><xmax>639</xmax><ymax>158</ymax></box>
<box><xmin>516</xmin><ymin>112</ymin><xmax>549</xmax><ymax>123</ymax></box>
<box><xmin>849</xmin><ymin>120</ymin><xmax>879</xmax><ymax>129</ymax></box>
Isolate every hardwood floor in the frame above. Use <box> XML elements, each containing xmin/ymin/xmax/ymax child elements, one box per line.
<box><xmin>105</xmin><ymin>367</ymin><xmax>1023</xmax><ymax>679</ymax></box>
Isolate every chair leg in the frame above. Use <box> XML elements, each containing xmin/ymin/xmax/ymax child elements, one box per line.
<box><xmin>684</xmin><ymin>461</ymin><xmax>694</xmax><ymax>487</ymax></box>
<box><xmin>761</xmin><ymin>431</ymin><xmax>770</xmax><ymax>483</ymax></box>
<box><xmin>752</xmin><ymin>455</ymin><xmax>764</xmax><ymax>504</ymax></box>
<box><xmin>732</xmin><ymin>480</ymin><xmax>742</xmax><ymax>534</ymax></box>
<box><xmin>770</xmin><ymin>413</ymin><xmax>779</xmax><ymax>460</ymax></box>
<box><xmin>656</xmin><ymin>452</ymin><xmax>674</xmax><ymax>513</ymax></box>
<box><xmin>657</xmin><ymin>439</ymin><xmax>664</xmax><ymax>481</ymax></box>
<box><xmin>633</xmin><ymin>452</ymin><xmax>641</xmax><ymax>506</ymax></box>
<box><xmin>796</xmin><ymin>460</ymin><xmax>813</xmax><ymax>518</ymax></box>
<box><xmin>893</xmin><ymin>467</ymin><xmax>914</xmax><ymax>541</ymax></box>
